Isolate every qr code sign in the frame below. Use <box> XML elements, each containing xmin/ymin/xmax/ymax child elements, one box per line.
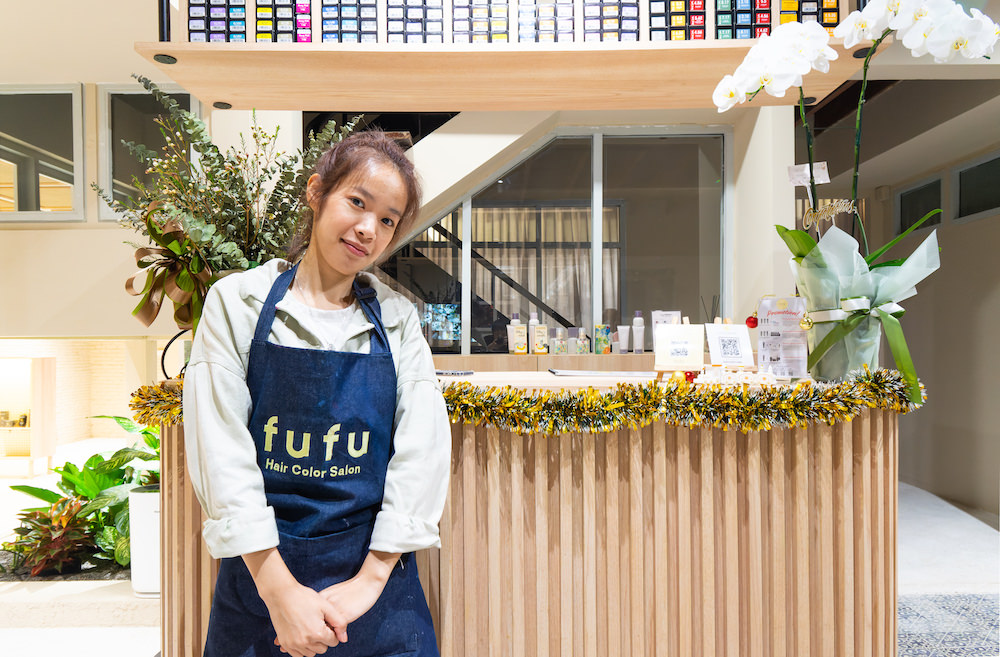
<box><xmin>720</xmin><ymin>337</ymin><xmax>740</xmax><ymax>358</ymax></box>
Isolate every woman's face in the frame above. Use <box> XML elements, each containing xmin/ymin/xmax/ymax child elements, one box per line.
<box><xmin>306</xmin><ymin>160</ymin><xmax>408</xmax><ymax>280</ymax></box>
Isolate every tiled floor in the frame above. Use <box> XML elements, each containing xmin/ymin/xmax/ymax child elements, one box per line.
<box><xmin>0</xmin><ymin>441</ymin><xmax>997</xmax><ymax>657</ymax></box>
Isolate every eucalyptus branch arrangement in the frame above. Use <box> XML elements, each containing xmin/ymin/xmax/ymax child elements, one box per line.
<box><xmin>94</xmin><ymin>74</ymin><xmax>359</xmax><ymax>333</ymax></box>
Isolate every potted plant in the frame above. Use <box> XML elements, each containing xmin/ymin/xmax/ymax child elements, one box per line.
<box><xmin>712</xmin><ymin>3</ymin><xmax>998</xmax><ymax>402</ymax></box>
<box><xmin>94</xmin><ymin>74</ymin><xmax>359</xmax><ymax>338</ymax></box>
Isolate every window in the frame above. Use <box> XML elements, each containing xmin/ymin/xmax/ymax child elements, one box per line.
<box><xmin>0</xmin><ymin>87</ymin><xmax>83</xmax><ymax>219</ymax></box>
<box><xmin>953</xmin><ymin>150</ymin><xmax>1000</xmax><ymax>223</ymax></box>
<box><xmin>98</xmin><ymin>86</ymin><xmax>194</xmax><ymax>220</ymax></box>
<box><xmin>378</xmin><ymin>130</ymin><xmax>728</xmax><ymax>355</ymax></box>
<box><xmin>896</xmin><ymin>178</ymin><xmax>942</xmax><ymax>235</ymax></box>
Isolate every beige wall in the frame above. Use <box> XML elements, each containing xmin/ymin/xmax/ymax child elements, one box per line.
<box><xmin>863</xmin><ymin>149</ymin><xmax>1000</xmax><ymax>525</ymax></box>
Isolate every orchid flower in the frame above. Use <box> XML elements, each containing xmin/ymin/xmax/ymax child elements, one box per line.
<box><xmin>712</xmin><ymin>75</ymin><xmax>745</xmax><ymax>112</ymax></box>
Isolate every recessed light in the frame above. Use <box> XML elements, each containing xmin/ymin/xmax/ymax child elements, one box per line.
<box><xmin>213</xmin><ymin>101</ymin><xmax>233</xmax><ymax>110</ymax></box>
<box><xmin>153</xmin><ymin>54</ymin><xmax>178</xmax><ymax>65</ymax></box>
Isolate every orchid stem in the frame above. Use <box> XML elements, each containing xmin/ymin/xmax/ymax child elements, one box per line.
<box><xmin>851</xmin><ymin>29</ymin><xmax>890</xmax><ymax>257</ymax></box>
<box><xmin>798</xmin><ymin>87</ymin><xmax>818</xmax><ymax>213</ymax></box>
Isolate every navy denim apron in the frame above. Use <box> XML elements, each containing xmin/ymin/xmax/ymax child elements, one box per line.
<box><xmin>204</xmin><ymin>264</ymin><xmax>438</xmax><ymax>657</ymax></box>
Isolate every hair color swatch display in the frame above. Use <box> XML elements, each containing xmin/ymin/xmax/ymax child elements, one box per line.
<box><xmin>583</xmin><ymin>0</ymin><xmax>639</xmax><ymax>41</ymax></box>
<box><xmin>516</xmin><ymin>0</ymin><xmax>574</xmax><ymax>42</ymax></box>
<box><xmin>324</xmin><ymin>0</ymin><xmax>378</xmax><ymax>42</ymax></box>
<box><xmin>453</xmin><ymin>0</ymin><xmax>506</xmax><ymax>42</ymax></box>
<box><xmin>188</xmin><ymin>0</ymin><xmax>248</xmax><ymax>42</ymax></box>
<box><xmin>778</xmin><ymin>0</ymin><xmax>838</xmax><ymax>35</ymax></box>
<box><xmin>715</xmin><ymin>0</ymin><xmax>770</xmax><ymax>39</ymax></box>
<box><xmin>255</xmin><ymin>0</ymin><xmax>313</xmax><ymax>41</ymax></box>
<box><xmin>651</xmin><ymin>0</ymin><xmax>706</xmax><ymax>40</ymax></box>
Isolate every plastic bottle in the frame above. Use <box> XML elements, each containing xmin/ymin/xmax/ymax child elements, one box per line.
<box><xmin>632</xmin><ymin>311</ymin><xmax>645</xmax><ymax>354</ymax></box>
<box><xmin>528</xmin><ymin>312</ymin><xmax>539</xmax><ymax>328</ymax></box>
<box><xmin>507</xmin><ymin>313</ymin><xmax>528</xmax><ymax>354</ymax></box>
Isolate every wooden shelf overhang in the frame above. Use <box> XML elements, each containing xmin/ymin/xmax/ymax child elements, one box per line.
<box><xmin>135</xmin><ymin>40</ymin><xmax>879</xmax><ymax>112</ymax></box>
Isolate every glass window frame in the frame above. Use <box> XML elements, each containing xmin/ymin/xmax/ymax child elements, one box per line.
<box><xmin>96</xmin><ymin>83</ymin><xmax>201</xmax><ymax>222</ymax></box>
<box><xmin>0</xmin><ymin>84</ymin><xmax>84</xmax><ymax>222</ymax></box>
<box><xmin>950</xmin><ymin>147</ymin><xmax>1000</xmax><ymax>226</ymax></box>
<box><xmin>894</xmin><ymin>174</ymin><xmax>944</xmax><ymax>237</ymax></box>
<box><xmin>415</xmin><ymin>125</ymin><xmax>733</xmax><ymax>355</ymax></box>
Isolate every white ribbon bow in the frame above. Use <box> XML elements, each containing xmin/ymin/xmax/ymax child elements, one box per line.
<box><xmin>810</xmin><ymin>297</ymin><xmax>905</xmax><ymax>324</ymax></box>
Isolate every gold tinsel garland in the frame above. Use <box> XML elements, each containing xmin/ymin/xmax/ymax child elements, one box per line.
<box><xmin>129</xmin><ymin>376</ymin><xmax>183</xmax><ymax>427</ymax></box>
<box><xmin>131</xmin><ymin>367</ymin><xmax>922</xmax><ymax>434</ymax></box>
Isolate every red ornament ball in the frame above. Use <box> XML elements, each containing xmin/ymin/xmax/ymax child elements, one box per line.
<box><xmin>684</xmin><ymin>371</ymin><xmax>697</xmax><ymax>383</ymax></box>
<box><xmin>745</xmin><ymin>314</ymin><xmax>758</xmax><ymax>329</ymax></box>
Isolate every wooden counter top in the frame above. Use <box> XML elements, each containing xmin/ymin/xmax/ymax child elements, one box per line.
<box><xmin>437</xmin><ymin>368</ymin><xmax>659</xmax><ymax>391</ymax></box>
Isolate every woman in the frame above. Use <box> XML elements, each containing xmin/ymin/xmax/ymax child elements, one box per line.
<box><xmin>183</xmin><ymin>131</ymin><xmax>450</xmax><ymax>657</ymax></box>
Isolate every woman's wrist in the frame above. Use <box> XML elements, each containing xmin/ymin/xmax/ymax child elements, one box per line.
<box><xmin>243</xmin><ymin>547</ymin><xmax>297</xmax><ymax>602</ymax></box>
<box><xmin>357</xmin><ymin>550</ymin><xmax>401</xmax><ymax>589</ymax></box>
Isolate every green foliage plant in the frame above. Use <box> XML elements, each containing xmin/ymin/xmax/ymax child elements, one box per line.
<box><xmin>93</xmin><ymin>73</ymin><xmax>359</xmax><ymax>334</ymax></box>
<box><xmin>3</xmin><ymin>497</ymin><xmax>96</xmax><ymax>576</ymax></box>
<box><xmin>4</xmin><ymin>416</ymin><xmax>162</xmax><ymax>571</ymax></box>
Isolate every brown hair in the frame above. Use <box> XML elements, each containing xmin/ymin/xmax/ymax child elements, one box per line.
<box><xmin>287</xmin><ymin>130</ymin><xmax>421</xmax><ymax>263</ymax></box>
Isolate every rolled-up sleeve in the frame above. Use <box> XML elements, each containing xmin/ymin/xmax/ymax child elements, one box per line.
<box><xmin>369</xmin><ymin>304</ymin><xmax>451</xmax><ymax>553</ymax></box>
<box><xmin>182</xmin><ymin>284</ymin><xmax>279</xmax><ymax>559</ymax></box>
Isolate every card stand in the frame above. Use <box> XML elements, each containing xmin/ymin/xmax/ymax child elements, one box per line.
<box><xmin>452</xmin><ymin>0</ymin><xmax>505</xmax><ymax>42</ymax></box>
<box><xmin>188</xmin><ymin>0</ymin><xmax>249</xmax><ymax>42</ymax></box>
<box><xmin>515</xmin><ymin>0</ymin><xmax>575</xmax><ymax>43</ymax></box>
<box><xmin>582</xmin><ymin>0</ymin><xmax>639</xmax><ymax>41</ymax></box>
<box><xmin>325</xmin><ymin>0</ymin><xmax>380</xmax><ymax>42</ymax></box>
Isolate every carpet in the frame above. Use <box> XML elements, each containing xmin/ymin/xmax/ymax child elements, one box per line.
<box><xmin>898</xmin><ymin>594</ymin><xmax>1000</xmax><ymax>657</ymax></box>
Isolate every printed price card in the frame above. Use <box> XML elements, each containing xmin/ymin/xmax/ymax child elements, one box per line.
<box><xmin>756</xmin><ymin>296</ymin><xmax>808</xmax><ymax>378</ymax></box>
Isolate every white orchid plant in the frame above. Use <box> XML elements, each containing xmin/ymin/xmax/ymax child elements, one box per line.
<box><xmin>713</xmin><ymin>3</ymin><xmax>998</xmax><ymax>253</ymax></box>
<box><xmin>711</xmin><ymin>4</ymin><xmax>998</xmax><ymax>401</ymax></box>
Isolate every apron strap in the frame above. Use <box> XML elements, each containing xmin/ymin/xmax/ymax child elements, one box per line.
<box><xmin>353</xmin><ymin>279</ymin><xmax>391</xmax><ymax>354</ymax></box>
<box><xmin>252</xmin><ymin>263</ymin><xmax>298</xmax><ymax>343</ymax></box>
<box><xmin>252</xmin><ymin>263</ymin><xmax>391</xmax><ymax>354</ymax></box>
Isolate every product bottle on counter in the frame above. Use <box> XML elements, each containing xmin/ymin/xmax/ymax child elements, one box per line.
<box><xmin>532</xmin><ymin>322</ymin><xmax>549</xmax><ymax>354</ymax></box>
<box><xmin>576</xmin><ymin>328</ymin><xmax>591</xmax><ymax>354</ymax></box>
<box><xmin>552</xmin><ymin>327</ymin><xmax>568</xmax><ymax>354</ymax></box>
<box><xmin>633</xmin><ymin>311</ymin><xmax>645</xmax><ymax>354</ymax></box>
<box><xmin>507</xmin><ymin>313</ymin><xmax>528</xmax><ymax>354</ymax></box>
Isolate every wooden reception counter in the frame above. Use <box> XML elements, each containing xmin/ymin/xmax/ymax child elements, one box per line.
<box><xmin>159</xmin><ymin>363</ymin><xmax>900</xmax><ymax>657</ymax></box>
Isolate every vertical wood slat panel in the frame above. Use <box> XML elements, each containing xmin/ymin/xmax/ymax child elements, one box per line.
<box><xmin>871</xmin><ymin>410</ymin><xmax>886</xmax><ymax>657</ymax></box>
<box><xmin>700</xmin><ymin>427</ymin><xmax>716</xmax><ymax>657</ymax></box>
<box><xmin>834</xmin><ymin>419</ymin><xmax>855</xmax><ymax>657</ymax></box>
<box><xmin>815</xmin><ymin>422</ymin><xmax>835</xmax><ymax>657</ymax></box>
<box><xmin>653</xmin><ymin>423</ymin><xmax>670</xmax><ymax>657</ymax></box>
<box><xmin>163</xmin><ymin>413</ymin><xmax>900</xmax><ymax>657</ymax></box>
<box><xmin>746</xmin><ymin>431</ymin><xmax>764</xmax><ymax>657</ymax></box>
<box><xmin>161</xmin><ymin>424</ymin><xmax>217</xmax><ymax>657</ymax></box>
<box><xmin>675</xmin><ymin>425</ymin><xmax>692</xmax><ymax>657</ymax></box>
<box><xmin>854</xmin><ymin>411</ymin><xmax>874</xmax><ymax>657</ymax></box>
<box><xmin>629</xmin><ymin>428</ymin><xmax>645</xmax><ymax>657</ymax></box>
<box><xmin>605</xmin><ymin>431</ymin><xmax>622</xmax><ymax>657</ymax></box>
<box><xmin>768</xmin><ymin>428</ymin><xmax>787</xmax><ymax>657</ymax></box>
<box><xmin>559</xmin><ymin>434</ymin><xmax>573</xmax><ymax>657</ymax></box>
<box><xmin>583</xmin><ymin>432</ymin><xmax>598</xmax><ymax>657</ymax></box>
<box><xmin>792</xmin><ymin>424</ymin><xmax>811</xmax><ymax>657</ymax></box>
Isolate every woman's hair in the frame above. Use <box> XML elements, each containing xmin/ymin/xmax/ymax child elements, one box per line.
<box><xmin>287</xmin><ymin>130</ymin><xmax>421</xmax><ymax>263</ymax></box>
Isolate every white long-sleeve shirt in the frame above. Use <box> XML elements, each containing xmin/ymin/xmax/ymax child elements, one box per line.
<box><xmin>182</xmin><ymin>259</ymin><xmax>451</xmax><ymax>559</ymax></box>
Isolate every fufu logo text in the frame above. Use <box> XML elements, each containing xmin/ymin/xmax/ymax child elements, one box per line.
<box><xmin>260</xmin><ymin>416</ymin><xmax>369</xmax><ymax>480</ymax></box>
